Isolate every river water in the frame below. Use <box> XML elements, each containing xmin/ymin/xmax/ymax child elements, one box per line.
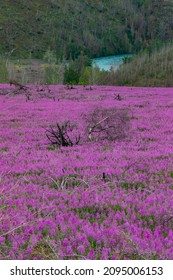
<box><xmin>92</xmin><ymin>54</ymin><xmax>132</xmax><ymax>71</ymax></box>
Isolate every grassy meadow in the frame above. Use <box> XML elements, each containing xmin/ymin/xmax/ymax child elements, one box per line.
<box><xmin>0</xmin><ymin>84</ymin><xmax>173</xmax><ymax>259</ymax></box>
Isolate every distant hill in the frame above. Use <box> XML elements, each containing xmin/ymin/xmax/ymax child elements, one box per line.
<box><xmin>0</xmin><ymin>0</ymin><xmax>173</xmax><ymax>59</ymax></box>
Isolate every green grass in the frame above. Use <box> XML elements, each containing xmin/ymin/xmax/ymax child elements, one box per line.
<box><xmin>169</xmin><ymin>171</ymin><xmax>173</xmax><ymax>178</ymax></box>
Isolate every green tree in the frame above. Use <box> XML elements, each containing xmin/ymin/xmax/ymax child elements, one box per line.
<box><xmin>70</xmin><ymin>52</ymin><xmax>92</xmax><ymax>76</ymax></box>
<box><xmin>0</xmin><ymin>57</ymin><xmax>8</xmax><ymax>83</ymax></box>
<box><xmin>63</xmin><ymin>67</ymin><xmax>80</xmax><ymax>85</ymax></box>
<box><xmin>43</xmin><ymin>49</ymin><xmax>57</xmax><ymax>64</ymax></box>
<box><xmin>79</xmin><ymin>67</ymin><xmax>92</xmax><ymax>85</ymax></box>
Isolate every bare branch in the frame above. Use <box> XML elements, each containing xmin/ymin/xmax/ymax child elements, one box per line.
<box><xmin>45</xmin><ymin>121</ymin><xmax>80</xmax><ymax>147</ymax></box>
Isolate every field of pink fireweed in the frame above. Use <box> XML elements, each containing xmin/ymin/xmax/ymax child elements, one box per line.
<box><xmin>0</xmin><ymin>84</ymin><xmax>173</xmax><ymax>260</ymax></box>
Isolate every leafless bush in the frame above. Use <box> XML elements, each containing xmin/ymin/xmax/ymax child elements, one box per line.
<box><xmin>35</xmin><ymin>84</ymin><xmax>55</xmax><ymax>101</ymax></box>
<box><xmin>45</xmin><ymin>121</ymin><xmax>80</xmax><ymax>147</ymax></box>
<box><xmin>114</xmin><ymin>93</ymin><xmax>122</xmax><ymax>100</ymax></box>
<box><xmin>9</xmin><ymin>79</ymin><xmax>27</xmax><ymax>91</ymax></box>
<box><xmin>65</xmin><ymin>85</ymin><xmax>75</xmax><ymax>90</ymax></box>
<box><xmin>8</xmin><ymin>79</ymin><xmax>34</xmax><ymax>101</ymax></box>
<box><xmin>84</xmin><ymin>107</ymin><xmax>132</xmax><ymax>141</ymax></box>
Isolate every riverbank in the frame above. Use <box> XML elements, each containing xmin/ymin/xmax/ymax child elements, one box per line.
<box><xmin>0</xmin><ymin>54</ymin><xmax>131</xmax><ymax>85</ymax></box>
<box><xmin>92</xmin><ymin>54</ymin><xmax>132</xmax><ymax>71</ymax></box>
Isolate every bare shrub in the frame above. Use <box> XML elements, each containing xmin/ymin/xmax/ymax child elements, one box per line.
<box><xmin>9</xmin><ymin>79</ymin><xmax>27</xmax><ymax>91</ymax></box>
<box><xmin>36</xmin><ymin>84</ymin><xmax>55</xmax><ymax>101</ymax></box>
<box><xmin>45</xmin><ymin>121</ymin><xmax>80</xmax><ymax>147</ymax></box>
<box><xmin>25</xmin><ymin>90</ymin><xmax>33</xmax><ymax>102</ymax></box>
<box><xmin>8</xmin><ymin>79</ymin><xmax>34</xmax><ymax>101</ymax></box>
<box><xmin>114</xmin><ymin>93</ymin><xmax>122</xmax><ymax>100</ymax></box>
<box><xmin>84</xmin><ymin>107</ymin><xmax>132</xmax><ymax>141</ymax></box>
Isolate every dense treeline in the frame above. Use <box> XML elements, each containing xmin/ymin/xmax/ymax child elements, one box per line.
<box><xmin>0</xmin><ymin>0</ymin><xmax>173</xmax><ymax>59</ymax></box>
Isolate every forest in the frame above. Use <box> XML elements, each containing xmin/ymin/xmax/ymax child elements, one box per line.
<box><xmin>0</xmin><ymin>0</ymin><xmax>173</xmax><ymax>59</ymax></box>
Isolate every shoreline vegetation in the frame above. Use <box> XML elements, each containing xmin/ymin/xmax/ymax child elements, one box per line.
<box><xmin>1</xmin><ymin>43</ymin><xmax>173</xmax><ymax>87</ymax></box>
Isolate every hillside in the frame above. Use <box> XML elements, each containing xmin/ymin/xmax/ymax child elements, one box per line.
<box><xmin>107</xmin><ymin>43</ymin><xmax>173</xmax><ymax>87</ymax></box>
<box><xmin>0</xmin><ymin>0</ymin><xmax>173</xmax><ymax>59</ymax></box>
